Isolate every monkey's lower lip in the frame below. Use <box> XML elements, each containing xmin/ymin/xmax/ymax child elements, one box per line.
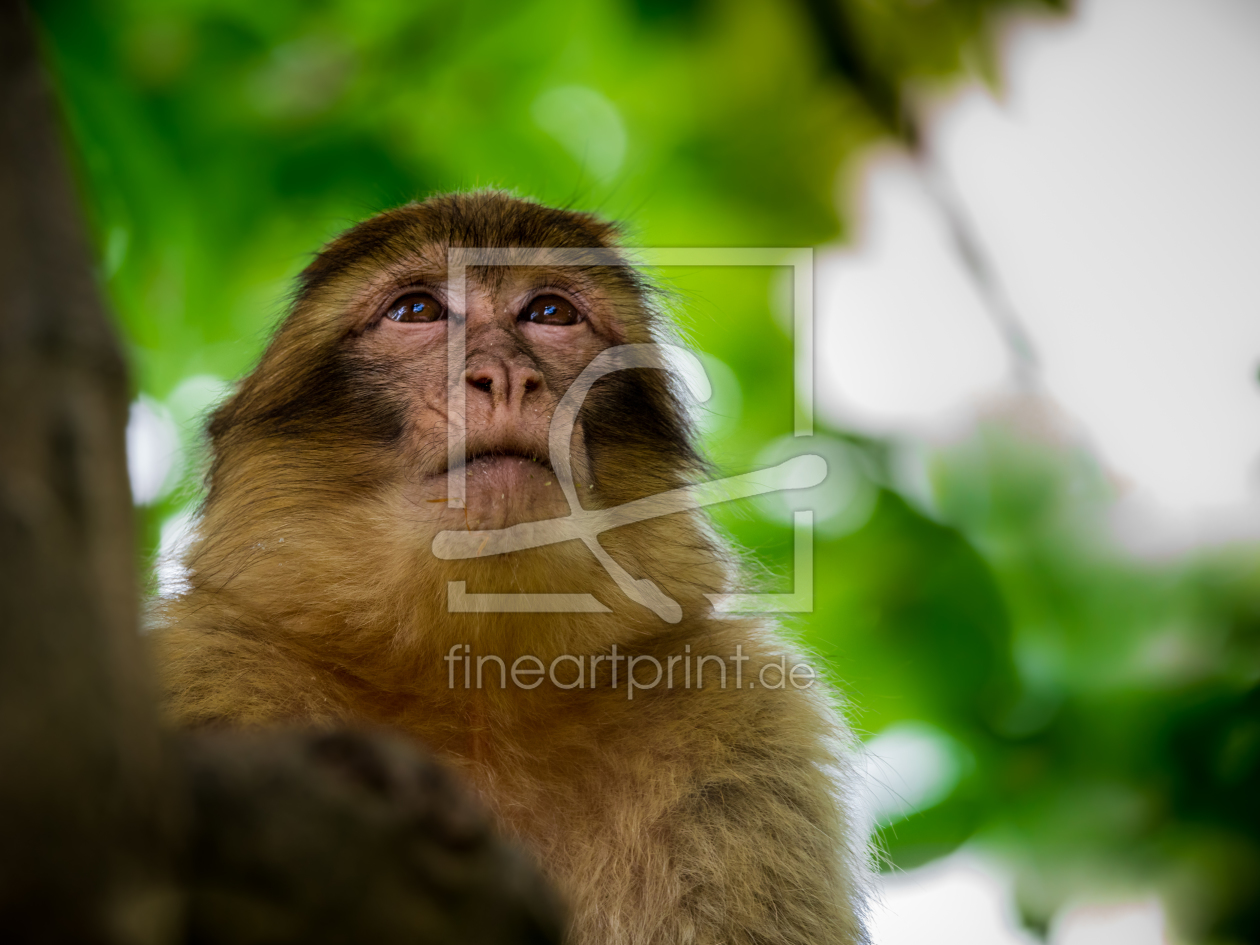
<box><xmin>449</xmin><ymin>453</ymin><xmax>554</xmax><ymax>477</ymax></box>
<box><xmin>443</xmin><ymin>454</ymin><xmax>568</xmax><ymax>517</ymax></box>
<box><xmin>441</xmin><ymin>453</ymin><xmax>558</xmax><ymax>493</ymax></box>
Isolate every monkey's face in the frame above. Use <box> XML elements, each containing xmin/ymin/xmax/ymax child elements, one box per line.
<box><xmin>350</xmin><ymin>263</ymin><xmax>625</xmax><ymax>532</ymax></box>
<box><xmin>196</xmin><ymin>194</ymin><xmax>721</xmax><ymax>655</ymax></box>
<box><xmin>209</xmin><ymin>193</ymin><xmax>700</xmax><ymax>540</ymax></box>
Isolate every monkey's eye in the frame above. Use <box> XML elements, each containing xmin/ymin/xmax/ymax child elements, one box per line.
<box><xmin>520</xmin><ymin>294</ymin><xmax>582</xmax><ymax>326</ymax></box>
<box><xmin>385</xmin><ymin>293</ymin><xmax>446</xmax><ymax>323</ymax></box>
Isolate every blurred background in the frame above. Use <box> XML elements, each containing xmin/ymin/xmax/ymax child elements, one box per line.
<box><xmin>29</xmin><ymin>0</ymin><xmax>1260</xmax><ymax>942</ymax></box>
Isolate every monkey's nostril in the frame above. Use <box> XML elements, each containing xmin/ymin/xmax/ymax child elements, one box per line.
<box><xmin>523</xmin><ymin>377</ymin><xmax>540</xmax><ymax>393</ymax></box>
<box><xmin>470</xmin><ymin>377</ymin><xmax>493</xmax><ymax>393</ymax></box>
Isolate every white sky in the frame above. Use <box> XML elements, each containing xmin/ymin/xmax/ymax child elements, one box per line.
<box><xmin>817</xmin><ymin>0</ymin><xmax>1260</xmax><ymax>552</ymax></box>
<box><xmin>870</xmin><ymin>853</ymin><xmax>1169</xmax><ymax>945</ymax></box>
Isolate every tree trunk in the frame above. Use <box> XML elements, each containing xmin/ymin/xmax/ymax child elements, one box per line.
<box><xmin>0</xmin><ymin>3</ymin><xmax>562</xmax><ymax>942</ymax></box>
<box><xmin>0</xmin><ymin>0</ymin><xmax>181</xmax><ymax>941</ymax></box>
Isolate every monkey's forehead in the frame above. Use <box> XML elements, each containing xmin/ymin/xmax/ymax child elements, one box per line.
<box><xmin>299</xmin><ymin>192</ymin><xmax>631</xmax><ymax>298</ymax></box>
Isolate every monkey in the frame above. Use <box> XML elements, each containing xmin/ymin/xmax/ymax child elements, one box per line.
<box><xmin>151</xmin><ymin>191</ymin><xmax>871</xmax><ymax>945</ymax></box>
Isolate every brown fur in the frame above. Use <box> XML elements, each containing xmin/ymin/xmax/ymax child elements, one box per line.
<box><xmin>151</xmin><ymin>191</ymin><xmax>871</xmax><ymax>944</ymax></box>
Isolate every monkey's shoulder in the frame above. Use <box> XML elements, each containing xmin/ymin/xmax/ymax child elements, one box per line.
<box><xmin>148</xmin><ymin>619</ymin><xmax>353</xmax><ymax>730</ymax></box>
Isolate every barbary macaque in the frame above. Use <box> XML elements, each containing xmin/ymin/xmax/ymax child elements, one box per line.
<box><xmin>153</xmin><ymin>191</ymin><xmax>870</xmax><ymax>944</ymax></box>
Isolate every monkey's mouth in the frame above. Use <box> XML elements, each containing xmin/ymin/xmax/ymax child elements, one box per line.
<box><xmin>433</xmin><ymin>450</ymin><xmax>572</xmax><ymax>524</ymax></box>
<box><xmin>437</xmin><ymin>450</ymin><xmax>565</xmax><ymax>504</ymax></box>
<box><xmin>453</xmin><ymin>449</ymin><xmax>555</xmax><ymax>478</ymax></box>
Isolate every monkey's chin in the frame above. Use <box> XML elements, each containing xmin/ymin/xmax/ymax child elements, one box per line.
<box><xmin>444</xmin><ymin>454</ymin><xmax>574</xmax><ymax>531</ymax></box>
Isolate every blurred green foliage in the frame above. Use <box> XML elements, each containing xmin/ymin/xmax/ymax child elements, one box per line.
<box><xmin>31</xmin><ymin>0</ymin><xmax>1259</xmax><ymax>941</ymax></box>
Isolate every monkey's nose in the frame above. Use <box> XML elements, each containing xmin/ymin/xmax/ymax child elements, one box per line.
<box><xmin>465</xmin><ymin>360</ymin><xmax>543</xmax><ymax>407</ymax></box>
